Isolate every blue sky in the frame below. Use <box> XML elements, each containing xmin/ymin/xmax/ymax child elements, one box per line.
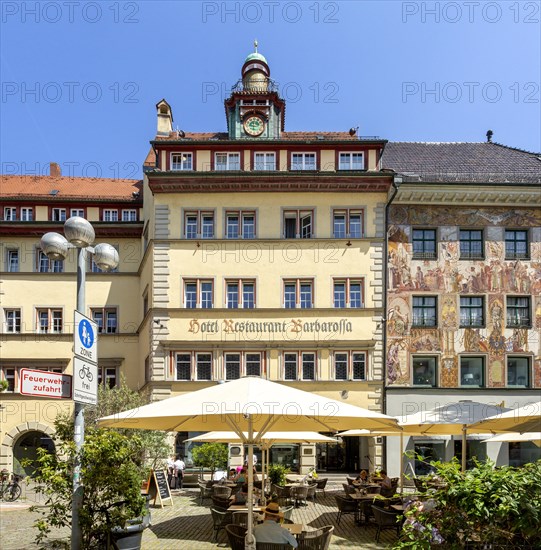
<box><xmin>1</xmin><ymin>1</ymin><xmax>540</xmax><ymax>178</ymax></box>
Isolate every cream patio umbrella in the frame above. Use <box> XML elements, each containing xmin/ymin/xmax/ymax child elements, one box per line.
<box><xmin>398</xmin><ymin>400</ymin><xmax>511</xmax><ymax>471</ymax></box>
<box><xmin>185</xmin><ymin>430</ymin><xmax>338</xmax><ymax>503</ymax></box>
<box><xmin>470</xmin><ymin>401</ymin><xmax>541</xmax><ymax>434</ymax></box>
<box><xmin>99</xmin><ymin>376</ymin><xmax>398</xmax><ymax>549</ymax></box>
<box><xmin>482</xmin><ymin>432</ymin><xmax>541</xmax><ymax>446</ymax></box>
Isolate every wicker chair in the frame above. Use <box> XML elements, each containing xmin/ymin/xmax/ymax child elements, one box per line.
<box><xmin>211</xmin><ymin>495</ymin><xmax>230</xmax><ymax>510</ymax></box>
<box><xmin>281</xmin><ymin>505</ymin><xmax>294</xmax><ymax>521</ymax></box>
<box><xmin>225</xmin><ymin>524</ymin><xmax>247</xmax><ymax>550</ymax></box>
<box><xmin>371</xmin><ymin>505</ymin><xmax>401</xmax><ymax>542</ymax></box>
<box><xmin>210</xmin><ymin>507</ymin><xmax>232</xmax><ymax>541</ymax></box>
<box><xmin>197</xmin><ymin>480</ymin><xmax>213</xmax><ymax>504</ymax></box>
<box><xmin>334</xmin><ymin>495</ymin><xmax>358</xmax><ymax>525</ymax></box>
<box><xmin>306</xmin><ymin>482</ymin><xmax>317</xmax><ymax>502</ymax></box>
<box><xmin>342</xmin><ymin>483</ymin><xmax>356</xmax><ymax>498</ymax></box>
<box><xmin>271</xmin><ymin>484</ymin><xmax>291</xmax><ymax>505</ymax></box>
<box><xmin>346</xmin><ymin>476</ymin><xmax>356</xmax><ymax>485</ymax></box>
<box><xmin>413</xmin><ymin>478</ymin><xmax>428</xmax><ymax>493</ymax></box>
<box><xmin>315</xmin><ymin>478</ymin><xmax>328</xmax><ymax>497</ymax></box>
<box><xmin>213</xmin><ymin>485</ymin><xmax>232</xmax><ymax>499</ymax></box>
<box><xmin>232</xmin><ymin>510</ymin><xmax>250</xmax><ymax>528</ymax></box>
<box><xmin>290</xmin><ymin>485</ymin><xmax>309</xmax><ymax>507</ymax></box>
<box><xmin>298</xmin><ymin>525</ymin><xmax>334</xmax><ymax>550</ymax></box>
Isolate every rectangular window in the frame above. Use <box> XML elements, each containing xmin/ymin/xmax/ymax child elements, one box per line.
<box><xmin>224</xmin><ymin>352</ymin><xmax>262</xmax><ymax>380</ymax></box>
<box><xmin>184</xmin><ymin>211</ymin><xmax>214</xmax><ymax>239</ymax></box>
<box><xmin>226</xmin><ymin>280</ymin><xmax>255</xmax><ymax>309</ymax></box>
<box><xmin>506</xmin><ymin>297</ymin><xmax>531</xmax><ymax>328</ymax></box>
<box><xmin>284</xmin><ymin>353</ymin><xmax>298</xmax><ymax>381</ymax></box>
<box><xmin>412</xmin><ymin>356</ymin><xmax>437</xmax><ymax>387</ymax></box>
<box><xmin>460</xmin><ymin>356</ymin><xmax>485</xmax><ymax>387</ymax></box>
<box><xmin>7</xmin><ymin>249</ymin><xmax>19</xmax><ymax>272</ymax></box>
<box><xmin>103</xmin><ymin>209</ymin><xmax>119</xmax><ymax>222</ymax></box>
<box><xmin>175</xmin><ymin>353</ymin><xmax>217</xmax><ymax>381</ymax></box>
<box><xmin>284</xmin><ymin>279</ymin><xmax>313</xmax><ymax>309</ymax></box>
<box><xmin>459</xmin><ymin>229</ymin><xmax>484</xmax><ymax>259</ymax></box>
<box><xmin>412</xmin><ymin>296</ymin><xmax>437</xmax><ymax>327</ymax></box>
<box><xmin>2</xmin><ymin>368</ymin><xmax>16</xmax><ymax>392</ymax></box>
<box><xmin>334</xmin><ymin>352</ymin><xmax>366</xmax><ymax>380</ymax></box>
<box><xmin>460</xmin><ymin>296</ymin><xmax>484</xmax><ymax>328</ymax></box>
<box><xmin>338</xmin><ymin>152</ymin><xmax>364</xmax><ymax>170</ymax></box>
<box><xmin>283</xmin><ymin>210</ymin><xmax>314</xmax><ymax>239</ymax></box>
<box><xmin>5</xmin><ymin>309</ymin><xmax>21</xmax><ymax>333</ymax></box>
<box><xmin>301</xmin><ymin>352</ymin><xmax>316</xmax><ymax>380</ymax></box>
<box><xmin>2</xmin><ymin>366</ymin><xmax>64</xmax><ymax>393</ymax></box>
<box><xmin>332</xmin><ymin>209</ymin><xmax>363</xmax><ymax>238</ymax></box>
<box><xmin>505</xmin><ymin>230</ymin><xmax>529</xmax><ymax>260</ymax></box>
<box><xmin>122</xmin><ymin>209</ymin><xmax>137</xmax><ymax>221</ymax></box>
<box><xmin>52</xmin><ymin>208</ymin><xmax>66</xmax><ymax>222</ymax></box>
<box><xmin>215</xmin><ymin>152</ymin><xmax>240</xmax><ymax>171</ymax></box>
<box><xmin>36</xmin><ymin>308</ymin><xmax>63</xmax><ymax>333</ymax></box>
<box><xmin>245</xmin><ymin>353</ymin><xmax>261</xmax><ymax>376</ymax></box>
<box><xmin>4</xmin><ymin>207</ymin><xmax>17</xmax><ymax>221</ymax></box>
<box><xmin>225</xmin><ymin>353</ymin><xmax>241</xmax><ymax>380</ymax></box>
<box><xmin>91</xmin><ymin>308</ymin><xmax>118</xmax><ymax>334</ymax></box>
<box><xmin>70</xmin><ymin>208</ymin><xmax>84</xmax><ymax>218</ymax></box>
<box><xmin>21</xmin><ymin>207</ymin><xmax>33</xmax><ymax>221</ymax></box>
<box><xmin>254</xmin><ymin>152</ymin><xmax>276</xmax><ymax>171</ymax></box>
<box><xmin>333</xmin><ymin>279</ymin><xmax>363</xmax><ymax>308</ymax></box>
<box><xmin>224</xmin><ymin>211</ymin><xmax>256</xmax><ymax>239</ymax></box>
<box><xmin>184</xmin><ymin>280</ymin><xmax>213</xmax><ymax>309</ymax></box>
<box><xmin>507</xmin><ymin>356</ymin><xmax>530</xmax><ymax>387</ymax></box>
<box><xmin>36</xmin><ymin>250</ymin><xmax>63</xmax><ymax>273</ymax></box>
<box><xmin>291</xmin><ymin>153</ymin><xmax>316</xmax><ymax>170</ymax></box>
<box><xmin>98</xmin><ymin>367</ymin><xmax>118</xmax><ymax>388</ymax></box>
<box><xmin>176</xmin><ymin>353</ymin><xmax>191</xmax><ymax>380</ymax></box>
<box><xmin>412</xmin><ymin>229</ymin><xmax>437</xmax><ymax>260</ymax></box>
<box><xmin>196</xmin><ymin>353</ymin><xmax>212</xmax><ymax>380</ymax></box>
<box><xmin>171</xmin><ymin>152</ymin><xmax>193</xmax><ymax>171</ymax></box>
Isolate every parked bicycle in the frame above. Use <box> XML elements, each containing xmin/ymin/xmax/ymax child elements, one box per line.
<box><xmin>0</xmin><ymin>470</ymin><xmax>22</xmax><ymax>502</ymax></box>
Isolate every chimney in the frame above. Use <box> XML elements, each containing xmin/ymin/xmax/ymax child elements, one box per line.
<box><xmin>486</xmin><ymin>130</ymin><xmax>493</xmax><ymax>143</ymax></box>
<box><xmin>156</xmin><ymin>99</ymin><xmax>173</xmax><ymax>136</ymax></box>
<box><xmin>50</xmin><ymin>162</ymin><xmax>61</xmax><ymax>177</ymax></box>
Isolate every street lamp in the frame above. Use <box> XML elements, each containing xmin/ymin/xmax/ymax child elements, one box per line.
<box><xmin>41</xmin><ymin>217</ymin><xmax>118</xmax><ymax>550</ymax></box>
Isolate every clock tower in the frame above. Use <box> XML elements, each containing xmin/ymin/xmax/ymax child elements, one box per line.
<box><xmin>225</xmin><ymin>41</ymin><xmax>285</xmax><ymax>140</ymax></box>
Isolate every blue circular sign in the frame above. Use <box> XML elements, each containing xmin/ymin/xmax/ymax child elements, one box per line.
<box><xmin>78</xmin><ymin>319</ymin><xmax>94</xmax><ymax>349</ymax></box>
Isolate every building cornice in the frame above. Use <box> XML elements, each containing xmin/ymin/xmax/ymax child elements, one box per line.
<box><xmin>0</xmin><ymin>222</ymin><xmax>144</xmax><ymax>238</ymax></box>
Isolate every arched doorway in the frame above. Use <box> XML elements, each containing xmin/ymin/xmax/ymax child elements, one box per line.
<box><xmin>13</xmin><ymin>431</ymin><xmax>55</xmax><ymax>477</ymax></box>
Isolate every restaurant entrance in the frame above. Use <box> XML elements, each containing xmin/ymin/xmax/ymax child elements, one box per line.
<box><xmin>316</xmin><ymin>436</ymin><xmax>358</xmax><ymax>472</ymax></box>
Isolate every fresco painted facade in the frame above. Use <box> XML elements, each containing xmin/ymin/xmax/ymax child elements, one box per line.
<box><xmin>386</xmin><ymin>205</ymin><xmax>541</xmax><ymax>389</ymax></box>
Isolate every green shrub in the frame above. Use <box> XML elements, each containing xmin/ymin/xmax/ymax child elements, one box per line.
<box><xmin>268</xmin><ymin>463</ymin><xmax>290</xmax><ymax>486</ymax></box>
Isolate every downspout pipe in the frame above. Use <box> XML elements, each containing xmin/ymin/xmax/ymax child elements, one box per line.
<box><xmin>381</xmin><ymin>174</ymin><xmax>402</xmax><ymax>471</ymax></box>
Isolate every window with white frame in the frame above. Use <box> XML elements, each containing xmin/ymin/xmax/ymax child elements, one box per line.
<box><xmin>175</xmin><ymin>352</ymin><xmax>213</xmax><ymax>381</ymax></box>
<box><xmin>460</xmin><ymin>296</ymin><xmax>484</xmax><ymax>327</ymax></box>
<box><xmin>171</xmin><ymin>152</ymin><xmax>193</xmax><ymax>171</ymax></box>
<box><xmin>122</xmin><ymin>209</ymin><xmax>137</xmax><ymax>221</ymax></box>
<box><xmin>332</xmin><ymin>209</ymin><xmax>363</xmax><ymax>238</ymax></box>
<box><xmin>334</xmin><ymin>352</ymin><xmax>366</xmax><ymax>380</ymax></box>
<box><xmin>4</xmin><ymin>309</ymin><xmax>21</xmax><ymax>333</ymax></box>
<box><xmin>52</xmin><ymin>208</ymin><xmax>66</xmax><ymax>222</ymax></box>
<box><xmin>284</xmin><ymin>279</ymin><xmax>313</xmax><ymax>309</ymax></box>
<box><xmin>184</xmin><ymin>211</ymin><xmax>214</xmax><ymax>239</ymax></box>
<box><xmin>507</xmin><ymin>356</ymin><xmax>530</xmax><ymax>387</ymax></box>
<box><xmin>224</xmin><ymin>352</ymin><xmax>262</xmax><ymax>380</ymax></box>
<box><xmin>254</xmin><ymin>152</ymin><xmax>276</xmax><ymax>171</ymax></box>
<box><xmin>333</xmin><ymin>279</ymin><xmax>363</xmax><ymax>308</ymax></box>
<box><xmin>6</xmin><ymin>249</ymin><xmax>19</xmax><ymax>272</ymax></box>
<box><xmin>1</xmin><ymin>366</ymin><xmax>63</xmax><ymax>393</ymax></box>
<box><xmin>21</xmin><ymin>207</ymin><xmax>33</xmax><ymax>221</ymax></box>
<box><xmin>283</xmin><ymin>209</ymin><xmax>313</xmax><ymax>239</ymax></box>
<box><xmin>283</xmin><ymin>352</ymin><xmax>316</xmax><ymax>381</ymax></box>
<box><xmin>36</xmin><ymin>250</ymin><xmax>63</xmax><ymax>273</ymax></box>
<box><xmin>4</xmin><ymin>207</ymin><xmax>17</xmax><ymax>221</ymax></box>
<box><xmin>225</xmin><ymin>211</ymin><xmax>256</xmax><ymax>239</ymax></box>
<box><xmin>226</xmin><ymin>279</ymin><xmax>255</xmax><ymax>309</ymax></box>
<box><xmin>98</xmin><ymin>367</ymin><xmax>118</xmax><ymax>388</ymax></box>
<box><xmin>70</xmin><ymin>208</ymin><xmax>84</xmax><ymax>218</ymax></box>
<box><xmin>91</xmin><ymin>307</ymin><xmax>118</xmax><ymax>334</ymax></box>
<box><xmin>338</xmin><ymin>152</ymin><xmax>364</xmax><ymax>170</ymax></box>
<box><xmin>103</xmin><ymin>209</ymin><xmax>119</xmax><ymax>222</ymax></box>
<box><xmin>215</xmin><ymin>152</ymin><xmax>240</xmax><ymax>171</ymax></box>
<box><xmin>36</xmin><ymin>308</ymin><xmax>63</xmax><ymax>333</ymax></box>
<box><xmin>291</xmin><ymin>153</ymin><xmax>316</xmax><ymax>170</ymax></box>
<box><xmin>184</xmin><ymin>279</ymin><xmax>213</xmax><ymax>309</ymax></box>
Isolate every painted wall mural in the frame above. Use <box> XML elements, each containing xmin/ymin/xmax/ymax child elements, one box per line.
<box><xmin>386</xmin><ymin>206</ymin><xmax>541</xmax><ymax>388</ymax></box>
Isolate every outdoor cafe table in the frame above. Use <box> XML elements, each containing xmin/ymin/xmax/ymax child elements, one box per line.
<box><xmin>283</xmin><ymin>524</ymin><xmax>303</xmax><ymax>536</ymax></box>
<box><xmin>349</xmin><ymin>493</ymin><xmax>381</xmax><ymax>524</ymax></box>
<box><xmin>228</xmin><ymin>504</ymin><xmax>265</xmax><ymax>512</ymax></box>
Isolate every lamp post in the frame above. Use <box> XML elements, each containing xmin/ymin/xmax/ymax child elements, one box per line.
<box><xmin>41</xmin><ymin>217</ymin><xmax>119</xmax><ymax>550</ymax></box>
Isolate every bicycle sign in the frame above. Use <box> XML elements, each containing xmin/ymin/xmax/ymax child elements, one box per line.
<box><xmin>74</xmin><ymin>311</ymin><xmax>97</xmax><ymax>363</ymax></box>
<box><xmin>73</xmin><ymin>357</ymin><xmax>98</xmax><ymax>405</ymax></box>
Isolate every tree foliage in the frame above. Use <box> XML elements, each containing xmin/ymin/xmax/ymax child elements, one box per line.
<box><xmin>395</xmin><ymin>458</ymin><xmax>541</xmax><ymax>549</ymax></box>
<box><xmin>191</xmin><ymin>443</ymin><xmax>228</xmax><ymax>476</ymax></box>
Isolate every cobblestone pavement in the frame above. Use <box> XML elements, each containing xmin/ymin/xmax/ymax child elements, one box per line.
<box><xmin>0</xmin><ymin>479</ymin><xmax>399</xmax><ymax>549</ymax></box>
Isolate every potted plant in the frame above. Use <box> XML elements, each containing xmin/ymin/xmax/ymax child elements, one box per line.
<box><xmin>0</xmin><ymin>379</ymin><xmax>9</xmax><ymax>392</ymax></box>
<box><xmin>268</xmin><ymin>464</ymin><xmax>290</xmax><ymax>486</ymax></box>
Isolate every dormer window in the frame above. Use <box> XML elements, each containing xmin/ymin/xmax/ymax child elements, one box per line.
<box><xmin>291</xmin><ymin>153</ymin><xmax>316</xmax><ymax>171</ymax></box>
<box><xmin>339</xmin><ymin>152</ymin><xmax>364</xmax><ymax>170</ymax></box>
<box><xmin>215</xmin><ymin>153</ymin><xmax>240</xmax><ymax>171</ymax></box>
<box><xmin>171</xmin><ymin>153</ymin><xmax>193</xmax><ymax>171</ymax></box>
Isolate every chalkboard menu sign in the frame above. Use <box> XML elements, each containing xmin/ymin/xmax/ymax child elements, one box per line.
<box><xmin>147</xmin><ymin>469</ymin><xmax>173</xmax><ymax>508</ymax></box>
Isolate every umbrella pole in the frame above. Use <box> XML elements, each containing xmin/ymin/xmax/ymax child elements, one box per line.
<box><xmin>461</xmin><ymin>426</ymin><xmax>467</xmax><ymax>472</ymax></box>
<box><xmin>246</xmin><ymin>416</ymin><xmax>256</xmax><ymax>550</ymax></box>
<box><xmin>399</xmin><ymin>430</ymin><xmax>404</xmax><ymax>495</ymax></box>
<box><xmin>260</xmin><ymin>444</ymin><xmax>266</xmax><ymax>506</ymax></box>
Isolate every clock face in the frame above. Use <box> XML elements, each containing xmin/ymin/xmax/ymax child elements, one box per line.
<box><xmin>244</xmin><ymin>116</ymin><xmax>265</xmax><ymax>136</ymax></box>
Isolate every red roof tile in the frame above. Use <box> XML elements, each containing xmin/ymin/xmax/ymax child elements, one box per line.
<box><xmin>153</xmin><ymin>131</ymin><xmax>363</xmax><ymax>142</ymax></box>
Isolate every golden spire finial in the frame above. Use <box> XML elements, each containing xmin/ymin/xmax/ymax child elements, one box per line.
<box><xmin>254</xmin><ymin>39</ymin><xmax>258</xmax><ymax>53</ymax></box>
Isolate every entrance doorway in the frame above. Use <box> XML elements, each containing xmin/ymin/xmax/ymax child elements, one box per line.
<box><xmin>13</xmin><ymin>431</ymin><xmax>55</xmax><ymax>477</ymax></box>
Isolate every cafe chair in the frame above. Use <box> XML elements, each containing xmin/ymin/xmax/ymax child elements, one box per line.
<box><xmin>306</xmin><ymin>482</ymin><xmax>317</xmax><ymax>503</ymax></box>
<box><xmin>197</xmin><ymin>480</ymin><xmax>212</xmax><ymax>505</ymax></box>
<box><xmin>211</xmin><ymin>495</ymin><xmax>230</xmax><ymax>510</ymax></box>
<box><xmin>272</xmin><ymin>484</ymin><xmax>291</xmax><ymax>505</ymax></box>
<box><xmin>280</xmin><ymin>505</ymin><xmax>294</xmax><ymax>521</ymax></box>
<box><xmin>342</xmin><ymin>483</ymin><xmax>356</xmax><ymax>498</ymax></box>
<box><xmin>232</xmin><ymin>511</ymin><xmax>250</xmax><ymax>528</ymax></box>
<box><xmin>213</xmin><ymin>485</ymin><xmax>232</xmax><ymax>499</ymax></box>
<box><xmin>298</xmin><ymin>525</ymin><xmax>334</xmax><ymax>550</ymax></box>
<box><xmin>346</xmin><ymin>476</ymin><xmax>356</xmax><ymax>485</ymax></box>
<box><xmin>290</xmin><ymin>485</ymin><xmax>309</xmax><ymax>508</ymax></box>
<box><xmin>371</xmin><ymin>505</ymin><xmax>401</xmax><ymax>543</ymax></box>
<box><xmin>315</xmin><ymin>477</ymin><xmax>328</xmax><ymax>497</ymax></box>
<box><xmin>225</xmin><ymin>524</ymin><xmax>247</xmax><ymax>550</ymax></box>
<box><xmin>334</xmin><ymin>495</ymin><xmax>358</xmax><ymax>525</ymax></box>
<box><xmin>210</xmin><ymin>507</ymin><xmax>232</xmax><ymax>541</ymax></box>
<box><xmin>281</xmin><ymin>517</ymin><xmax>294</xmax><ymax>524</ymax></box>
<box><xmin>413</xmin><ymin>478</ymin><xmax>428</xmax><ymax>494</ymax></box>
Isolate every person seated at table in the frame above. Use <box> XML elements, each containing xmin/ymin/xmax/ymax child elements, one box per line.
<box><xmin>231</xmin><ymin>483</ymin><xmax>249</xmax><ymax>505</ymax></box>
<box><xmin>228</xmin><ymin>467</ymin><xmax>237</xmax><ymax>480</ymax></box>
<box><xmin>379</xmin><ymin>470</ymin><xmax>392</xmax><ymax>490</ymax></box>
<box><xmin>253</xmin><ymin>502</ymin><xmax>298</xmax><ymax>548</ymax></box>
<box><xmin>355</xmin><ymin>469</ymin><xmax>368</xmax><ymax>483</ymax></box>
<box><xmin>235</xmin><ymin>466</ymin><xmax>247</xmax><ymax>484</ymax></box>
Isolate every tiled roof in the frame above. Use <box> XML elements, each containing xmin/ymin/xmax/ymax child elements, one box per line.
<box><xmin>153</xmin><ymin>131</ymin><xmax>363</xmax><ymax>142</ymax></box>
<box><xmin>383</xmin><ymin>142</ymin><xmax>541</xmax><ymax>184</ymax></box>
<box><xmin>0</xmin><ymin>175</ymin><xmax>143</xmax><ymax>200</ymax></box>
